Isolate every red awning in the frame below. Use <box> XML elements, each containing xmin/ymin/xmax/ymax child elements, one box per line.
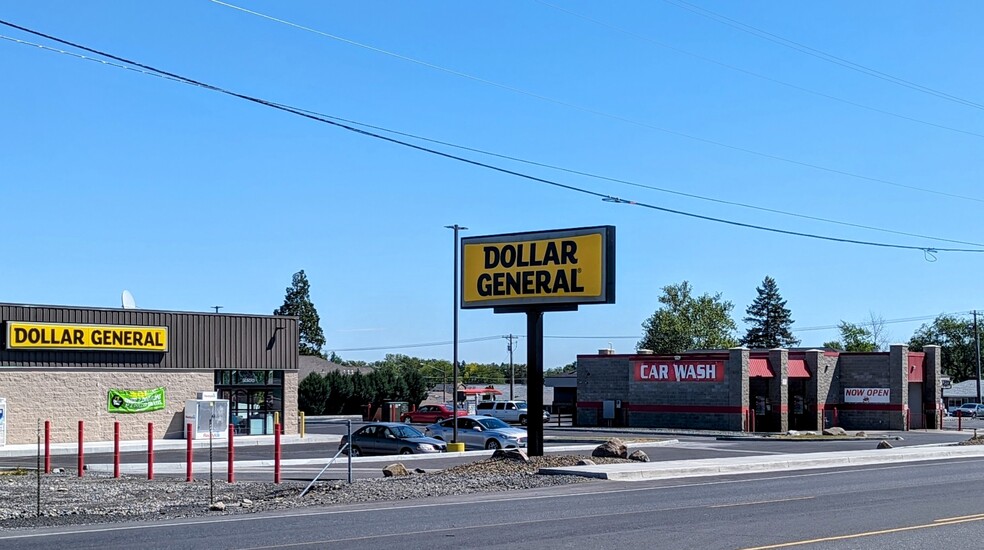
<box><xmin>460</xmin><ymin>388</ymin><xmax>502</xmax><ymax>396</ymax></box>
<box><xmin>788</xmin><ymin>358</ymin><xmax>811</xmax><ymax>378</ymax></box>
<box><xmin>749</xmin><ymin>358</ymin><xmax>773</xmax><ymax>378</ymax></box>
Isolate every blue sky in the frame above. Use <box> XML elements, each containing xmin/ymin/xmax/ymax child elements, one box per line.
<box><xmin>3</xmin><ymin>1</ymin><xmax>983</xmax><ymax>369</ymax></box>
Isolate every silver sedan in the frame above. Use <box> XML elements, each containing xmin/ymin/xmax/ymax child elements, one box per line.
<box><xmin>424</xmin><ymin>415</ymin><xmax>528</xmax><ymax>450</ymax></box>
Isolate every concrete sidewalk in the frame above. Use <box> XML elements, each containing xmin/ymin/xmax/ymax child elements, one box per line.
<box><xmin>539</xmin><ymin>444</ymin><xmax>984</xmax><ymax>481</ymax></box>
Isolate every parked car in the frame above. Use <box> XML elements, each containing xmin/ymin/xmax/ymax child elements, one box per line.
<box><xmin>947</xmin><ymin>405</ymin><xmax>960</xmax><ymax>416</ymax></box>
<box><xmin>424</xmin><ymin>415</ymin><xmax>528</xmax><ymax>450</ymax></box>
<box><xmin>400</xmin><ymin>403</ymin><xmax>468</xmax><ymax>424</ymax></box>
<box><xmin>953</xmin><ymin>403</ymin><xmax>984</xmax><ymax>418</ymax></box>
<box><xmin>339</xmin><ymin>422</ymin><xmax>447</xmax><ymax>456</ymax></box>
<box><xmin>475</xmin><ymin>400</ymin><xmax>550</xmax><ymax>425</ymax></box>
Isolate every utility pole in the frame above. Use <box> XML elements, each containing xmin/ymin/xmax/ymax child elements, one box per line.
<box><xmin>975</xmin><ymin>311</ymin><xmax>982</xmax><ymax>405</ymax></box>
<box><xmin>504</xmin><ymin>334</ymin><xmax>517</xmax><ymax>400</ymax></box>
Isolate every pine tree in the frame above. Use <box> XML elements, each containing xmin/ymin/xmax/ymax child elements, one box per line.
<box><xmin>274</xmin><ymin>270</ymin><xmax>326</xmax><ymax>357</ymax></box>
<box><xmin>741</xmin><ymin>276</ymin><xmax>799</xmax><ymax>349</ymax></box>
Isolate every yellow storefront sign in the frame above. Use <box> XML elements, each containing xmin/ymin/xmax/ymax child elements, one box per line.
<box><xmin>5</xmin><ymin>322</ymin><xmax>168</xmax><ymax>352</ymax></box>
<box><xmin>461</xmin><ymin>226</ymin><xmax>615</xmax><ymax>309</ymax></box>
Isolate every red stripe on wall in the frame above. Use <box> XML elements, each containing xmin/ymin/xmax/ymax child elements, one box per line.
<box><xmin>627</xmin><ymin>404</ymin><xmax>745</xmax><ymax>414</ymax></box>
<box><xmin>577</xmin><ymin>401</ymin><xmax>603</xmax><ymax>409</ymax></box>
<box><xmin>836</xmin><ymin>403</ymin><xmax>905</xmax><ymax>411</ymax></box>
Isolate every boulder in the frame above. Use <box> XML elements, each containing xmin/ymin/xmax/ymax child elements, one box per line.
<box><xmin>592</xmin><ymin>438</ymin><xmax>628</xmax><ymax>458</ymax></box>
<box><xmin>822</xmin><ymin>427</ymin><xmax>847</xmax><ymax>436</ymax></box>
<box><xmin>786</xmin><ymin>430</ymin><xmax>800</xmax><ymax>436</ymax></box>
<box><xmin>382</xmin><ymin>463</ymin><xmax>410</xmax><ymax>477</ymax></box>
<box><xmin>628</xmin><ymin>450</ymin><xmax>650</xmax><ymax>462</ymax></box>
<box><xmin>492</xmin><ymin>448</ymin><xmax>530</xmax><ymax>462</ymax></box>
<box><xmin>877</xmin><ymin>440</ymin><xmax>894</xmax><ymax>449</ymax></box>
<box><xmin>209</xmin><ymin>501</ymin><xmax>226</xmax><ymax>511</ymax></box>
<box><xmin>576</xmin><ymin>459</ymin><xmax>596</xmax><ymax>466</ymax></box>
<box><xmin>414</xmin><ymin>468</ymin><xmax>426</xmax><ymax>474</ymax></box>
<box><xmin>855</xmin><ymin>432</ymin><xmax>867</xmax><ymax>437</ymax></box>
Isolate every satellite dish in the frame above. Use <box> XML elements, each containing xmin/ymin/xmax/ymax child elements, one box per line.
<box><xmin>121</xmin><ymin>290</ymin><xmax>137</xmax><ymax>309</ymax></box>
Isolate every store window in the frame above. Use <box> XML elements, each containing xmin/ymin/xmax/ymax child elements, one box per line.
<box><xmin>215</xmin><ymin>370</ymin><xmax>284</xmax><ymax>435</ymax></box>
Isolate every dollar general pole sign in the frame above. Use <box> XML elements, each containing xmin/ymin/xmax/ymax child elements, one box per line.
<box><xmin>461</xmin><ymin>226</ymin><xmax>615</xmax><ymax>310</ymax></box>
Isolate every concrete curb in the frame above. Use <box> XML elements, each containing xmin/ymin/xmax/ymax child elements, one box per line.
<box><xmin>539</xmin><ymin>445</ymin><xmax>984</xmax><ymax>481</ymax></box>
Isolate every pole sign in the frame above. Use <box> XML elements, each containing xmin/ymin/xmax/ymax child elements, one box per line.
<box><xmin>5</xmin><ymin>321</ymin><xmax>168</xmax><ymax>352</ymax></box>
<box><xmin>108</xmin><ymin>387</ymin><xmax>166</xmax><ymax>413</ymax></box>
<box><xmin>460</xmin><ymin>226</ymin><xmax>615</xmax><ymax>310</ymax></box>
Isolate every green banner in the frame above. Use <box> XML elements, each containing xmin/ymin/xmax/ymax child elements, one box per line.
<box><xmin>107</xmin><ymin>387</ymin><xmax>166</xmax><ymax>413</ymax></box>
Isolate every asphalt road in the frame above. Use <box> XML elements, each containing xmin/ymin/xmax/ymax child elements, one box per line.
<box><xmin>2</xmin><ymin>455</ymin><xmax>983</xmax><ymax>549</ymax></box>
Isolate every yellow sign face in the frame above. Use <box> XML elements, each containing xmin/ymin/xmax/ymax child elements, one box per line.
<box><xmin>5</xmin><ymin>322</ymin><xmax>169</xmax><ymax>352</ymax></box>
<box><xmin>461</xmin><ymin>226</ymin><xmax>615</xmax><ymax>309</ymax></box>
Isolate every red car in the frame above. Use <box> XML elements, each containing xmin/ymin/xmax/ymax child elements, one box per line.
<box><xmin>401</xmin><ymin>404</ymin><xmax>467</xmax><ymax>424</ymax></box>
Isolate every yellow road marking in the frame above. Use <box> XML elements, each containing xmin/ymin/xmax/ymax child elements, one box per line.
<box><xmin>742</xmin><ymin>515</ymin><xmax>984</xmax><ymax>549</ymax></box>
<box><xmin>710</xmin><ymin>496</ymin><xmax>814</xmax><ymax>508</ymax></box>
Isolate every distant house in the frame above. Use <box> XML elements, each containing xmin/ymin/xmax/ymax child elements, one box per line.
<box><xmin>298</xmin><ymin>355</ymin><xmax>374</xmax><ymax>381</ymax></box>
<box><xmin>943</xmin><ymin>379</ymin><xmax>984</xmax><ymax>407</ymax></box>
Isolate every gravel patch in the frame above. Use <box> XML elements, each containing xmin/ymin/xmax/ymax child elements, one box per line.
<box><xmin>0</xmin><ymin>454</ymin><xmax>630</xmax><ymax>530</ymax></box>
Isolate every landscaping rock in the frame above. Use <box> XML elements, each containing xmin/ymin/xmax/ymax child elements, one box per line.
<box><xmin>382</xmin><ymin>463</ymin><xmax>410</xmax><ymax>477</ymax></box>
<box><xmin>209</xmin><ymin>501</ymin><xmax>226</xmax><ymax>511</ymax></box>
<box><xmin>576</xmin><ymin>459</ymin><xmax>596</xmax><ymax>466</ymax></box>
<box><xmin>492</xmin><ymin>448</ymin><xmax>530</xmax><ymax>463</ymax></box>
<box><xmin>592</xmin><ymin>438</ymin><xmax>628</xmax><ymax>458</ymax></box>
<box><xmin>628</xmin><ymin>450</ymin><xmax>650</xmax><ymax>462</ymax></box>
<box><xmin>855</xmin><ymin>432</ymin><xmax>867</xmax><ymax>437</ymax></box>
<box><xmin>876</xmin><ymin>440</ymin><xmax>893</xmax><ymax>449</ymax></box>
<box><xmin>822</xmin><ymin>427</ymin><xmax>847</xmax><ymax>436</ymax></box>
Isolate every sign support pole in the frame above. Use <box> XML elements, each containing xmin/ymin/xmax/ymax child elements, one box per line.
<box><xmin>526</xmin><ymin>309</ymin><xmax>544</xmax><ymax>457</ymax></box>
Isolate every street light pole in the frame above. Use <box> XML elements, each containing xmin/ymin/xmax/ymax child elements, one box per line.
<box><xmin>975</xmin><ymin>310</ymin><xmax>982</xmax><ymax>405</ymax></box>
<box><xmin>446</xmin><ymin>224</ymin><xmax>468</xmax><ymax>445</ymax></box>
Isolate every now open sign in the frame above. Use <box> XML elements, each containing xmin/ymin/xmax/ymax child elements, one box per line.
<box><xmin>844</xmin><ymin>388</ymin><xmax>890</xmax><ymax>404</ymax></box>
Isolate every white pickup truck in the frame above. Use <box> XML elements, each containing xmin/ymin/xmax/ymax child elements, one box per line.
<box><xmin>476</xmin><ymin>400</ymin><xmax>550</xmax><ymax>425</ymax></box>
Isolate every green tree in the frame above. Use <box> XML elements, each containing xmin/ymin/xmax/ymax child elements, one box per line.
<box><xmin>638</xmin><ymin>281</ymin><xmax>738</xmax><ymax>354</ymax></box>
<box><xmin>741</xmin><ymin>276</ymin><xmax>799</xmax><ymax>349</ymax></box>
<box><xmin>909</xmin><ymin>314</ymin><xmax>984</xmax><ymax>382</ymax></box>
<box><xmin>297</xmin><ymin>373</ymin><xmax>329</xmax><ymax>415</ymax></box>
<box><xmin>274</xmin><ymin>270</ymin><xmax>326</xmax><ymax>358</ymax></box>
<box><xmin>462</xmin><ymin>362</ymin><xmax>506</xmax><ymax>385</ymax></box>
<box><xmin>545</xmin><ymin>360</ymin><xmax>577</xmax><ymax>376</ymax></box>
<box><xmin>823</xmin><ymin>321</ymin><xmax>877</xmax><ymax>352</ymax></box>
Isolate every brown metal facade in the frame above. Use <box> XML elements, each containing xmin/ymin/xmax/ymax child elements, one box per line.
<box><xmin>0</xmin><ymin>303</ymin><xmax>298</xmax><ymax>371</ymax></box>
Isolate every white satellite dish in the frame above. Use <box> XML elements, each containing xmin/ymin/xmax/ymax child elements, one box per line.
<box><xmin>121</xmin><ymin>290</ymin><xmax>137</xmax><ymax>309</ymax></box>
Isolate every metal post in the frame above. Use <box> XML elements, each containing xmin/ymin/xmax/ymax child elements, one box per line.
<box><xmin>44</xmin><ymin>420</ymin><xmax>50</xmax><ymax>474</ymax></box>
<box><xmin>346</xmin><ymin>419</ymin><xmax>352</xmax><ymax>484</ymax></box>
<box><xmin>274</xmin><ymin>422</ymin><xmax>281</xmax><ymax>484</ymax></box>
<box><xmin>186</xmin><ymin>422</ymin><xmax>193</xmax><ymax>482</ymax></box>
<box><xmin>148</xmin><ymin>423</ymin><xmax>154</xmax><ymax>480</ymax></box>
<box><xmin>113</xmin><ymin>421</ymin><xmax>120</xmax><ymax>479</ymax></box>
<box><xmin>36</xmin><ymin>419</ymin><xmax>41</xmax><ymax>518</ymax></box>
<box><xmin>77</xmin><ymin>420</ymin><xmax>84</xmax><ymax>478</ymax></box>
<box><xmin>526</xmin><ymin>309</ymin><xmax>544</xmax><ymax>457</ymax></box>
<box><xmin>208</xmin><ymin>412</ymin><xmax>214</xmax><ymax>503</ymax></box>
<box><xmin>446</xmin><ymin>224</ymin><xmax>467</xmax><ymax>444</ymax></box>
<box><xmin>227</xmin><ymin>423</ymin><xmax>235</xmax><ymax>483</ymax></box>
<box><xmin>975</xmin><ymin>311</ymin><xmax>982</xmax><ymax>405</ymax></box>
<box><xmin>505</xmin><ymin>334</ymin><xmax>516</xmax><ymax>400</ymax></box>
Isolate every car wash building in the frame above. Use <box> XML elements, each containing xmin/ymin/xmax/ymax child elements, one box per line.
<box><xmin>576</xmin><ymin>345</ymin><xmax>942</xmax><ymax>432</ymax></box>
<box><xmin>0</xmin><ymin>303</ymin><xmax>299</xmax><ymax>445</ymax></box>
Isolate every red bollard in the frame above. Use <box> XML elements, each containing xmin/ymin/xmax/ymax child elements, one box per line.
<box><xmin>148</xmin><ymin>423</ymin><xmax>154</xmax><ymax>480</ymax></box>
<box><xmin>113</xmin><ymin>421</ymin><xmax>121</xmax><ymax>478</ymax></box>
<box><xmin>959</xmin><ymin>414</ymin><xmax>962</xmax><ymax>431</ymax></box>
<box><xmin>228</xmin><ymin>423</ymin><xmax>235</xmax><ymax>484</ymax></box>
<box><xmin>78</xmin><ymin>420</ymin><xmax>84</xmax><ymax>478</ymax></box>
<box><xmin>186</xmin><ymin>422</ymin><xmax>193</xmax><ymax>482</ymax></box>
<box><xmin>274</xmin><ymin>422</ymin><xmax>281</xmax><ymax>484</ymax></box>
<box><xmin>44</xmin><ymin>420</ymin><xmax>51</xmax><ymax>474</ymax></box>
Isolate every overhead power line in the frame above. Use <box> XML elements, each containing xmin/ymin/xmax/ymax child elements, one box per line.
<box><xmin>2</xmin><ymin>21</ymin><xmax>982</xmax><ymax>255</ymax></box>
<box><xmin>661</xmin><ymin>0</ymin><xmax>984</xmax><ymax>112</ymax></box>
<box><xmin>535</xmin><ymin>0</ymin><xmax>984</xmax><ymax>141</ymax></box>
<box><xmin>206</xmin><ymin>0</ymin><xmax>984</xmax><ymax>205</ymax></box>
<box><xmin>6</xmin><ymin>32</ymin><xmax>981</xmax><ymax>249</ymax></box>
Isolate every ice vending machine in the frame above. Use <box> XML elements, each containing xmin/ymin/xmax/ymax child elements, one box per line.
<box><xmin>184</xmin><ymin>398</ymin><xmax>230</xmax><ymax>439</ymax></box>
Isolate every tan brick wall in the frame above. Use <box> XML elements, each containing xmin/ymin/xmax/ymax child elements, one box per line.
<box><xmin>0</xmin><ymin>369</ymin><xmax>213</xmax><ymax>444</ymax></box>
<box><xmin>283</xmin><ymin>370</ymin><xmax>298</xmax><ymax>434</ymax></box>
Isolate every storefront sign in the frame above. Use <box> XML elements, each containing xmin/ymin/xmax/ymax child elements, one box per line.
<box><xmin>5</xmin><ymin>322</ymin><xmax>168</xmax><ymax>352</ymax></box>
<box><xmin>108</xmin><ymin>387</ymin><xmax>166</xmax><ymax>413</ymax></box>
<box><xmin>461</xmin><ymin>226</ymin><xmax>615</xmax><ymax>309</ymax></box>
<box><xmin>633</xmin><ymin>360</ymin><xmax>725</xmax><ymax>382</ymax></box>
<box><xmin>844</xmin><ymin>387</ymin><xmax>890</xmax><ymax>404</ymax></box>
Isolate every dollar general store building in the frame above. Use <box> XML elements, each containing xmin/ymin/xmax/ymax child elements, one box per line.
<box><xmin>576</xmin><ymin>345</ymin><xmax>943</xmax><ymax>432</ymax></box>
<box><xmin>0</xmin><ymin>303</ymin><xmax>299</xmax><ymax>445</ymax></box>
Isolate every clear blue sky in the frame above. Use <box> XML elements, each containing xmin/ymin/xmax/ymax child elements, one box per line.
<box><xmin>3</xmin><ymin>1</ymin><xmax>983</xmax><ymax>369</ymax></box>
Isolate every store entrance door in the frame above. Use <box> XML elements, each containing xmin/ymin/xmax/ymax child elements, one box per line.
<box><xmin>221</xmin><ymin>388</ymin><xmax>276</xmax><ymax>435</ymax></box>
